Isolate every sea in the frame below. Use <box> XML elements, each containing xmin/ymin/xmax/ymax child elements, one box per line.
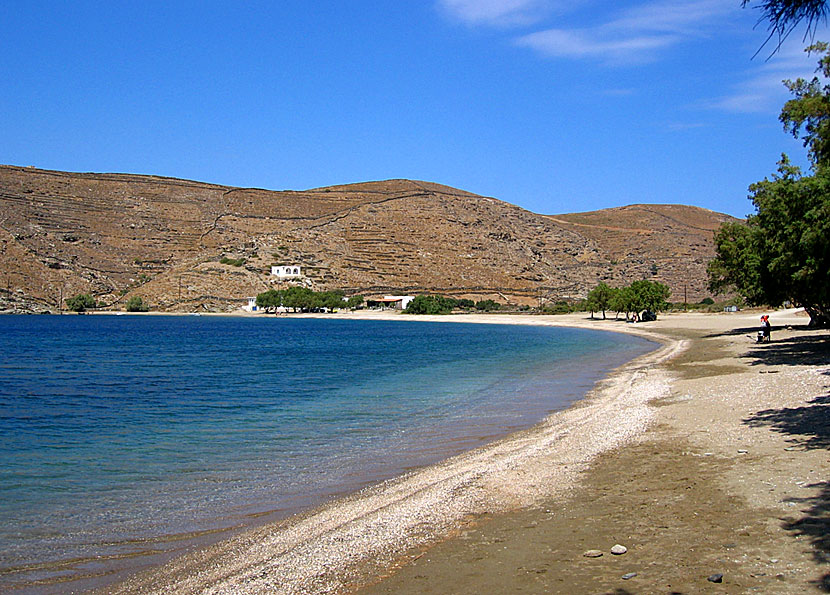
<box><xmin>0</xmin><ymin>314</ymin><xmax>655</xmax><ymax>592</ymax></box>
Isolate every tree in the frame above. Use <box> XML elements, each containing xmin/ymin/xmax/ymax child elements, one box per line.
<box><xmin>126</xmin><ymin>296</ymin><xmax>149</xmax><ymax>312</ymax></box>
<box><xmin>707</xmin><ymin>221</ymin><xmax>765</xmax><ymax>304</ymax></box>
<box><xmin>66</xmin><ymin>293</ymin><xmax>96</xmax><ymax>312</ymax></box>
<box><xmin>404</xmin><ymin>294</ymin><xmax>457</xmax><ymax>314</ymax></box>
<box><xmin>708</xmin><ymin>44</ymin><xmax>830</xmax><ymax>327</ymax></box>
<box><xmin>345</xmin><ymin>295</ymin><xmax>364</xmax><ymax>310</ymax></box>
<box><xmin>710</xmin><ymin>157</ymin><xmax>830</xmax><ymax>325</ymax></box>
<box><xmin>282</xmin><ymin>286</ymin><xmax>314</xmax><ymax>311</ymax></box>
<box><xmin>474</xmin><ymin>299</ymin><xmax>501</xmax><ymax>312</ymax></box>
<box><xmin>317</xmin><ymin>290</ymin><xmax>345</xmax><ymax>311</ymax></box>
<box><xmin>629</xmin><ymin>280</ymin><xmax>672</xmax><ymax>315</ymax></box>
<box><xmin>610</xmin><ymin>286</ymin><xmax>637</xmax><ymax>320</ymax></box>
<box><xmin>256</xmin><ymin>289</ymin><xmax>283</xmax><ymax>312</ymax></box>
<box><xmin>586</xmin><ymin>282</ymin><xmax>616</xmax><ymax>319</ymax></box>
<box><xmin>780</xmin><ymin>42</ymin><xmax>830</xmax><ymax>166</ymax></box>
<box><xmin>743</xmin><ymin>1</ymin><xmax>829</xmax><ymax>46</ymax></box>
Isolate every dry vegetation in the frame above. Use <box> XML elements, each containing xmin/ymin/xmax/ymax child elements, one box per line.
<box><xmin>0</xmin><ymin>165</ymin><xmax>737</xmax><ymax>312</ymax></box>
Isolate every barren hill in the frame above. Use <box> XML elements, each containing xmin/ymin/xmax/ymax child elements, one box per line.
<box><xmin>0</xmin><ymin>165</ymin><xmax>736</xmax><ymax>312</ymax></box>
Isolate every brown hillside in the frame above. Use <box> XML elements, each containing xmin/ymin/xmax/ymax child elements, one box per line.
<box><xmin>549</xmin><ymin>204</ymin><xmax>737</xmax><ymax>302</ymax></box>
<box><xmin>0</xmin><ymin>166</ymin><xmax>737</xmax><ymax>312</ymax></box>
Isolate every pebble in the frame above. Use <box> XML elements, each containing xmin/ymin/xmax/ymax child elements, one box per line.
<box><xmin>583</xmin><ymin>550</ymin><xmax>604</xmax><ymax>558</ymax></box>
<box><xmin>737</xmin><ymin>449</ymin><xmax>748</xmax><ymax>454</ymax></box>
<box><xmin>707</xmin><ymin>573</ymin><xmax>724</xmax><ymax>583</ymax></box>
<box><xmin>611</xmin><ymin>544</ymin><xmax>628</xmax><ymax>555</ymax></box>
<box><xmin>622</xmin><ymin>572</ymin><xmax>637</xmax><ymax>580</ymax></box>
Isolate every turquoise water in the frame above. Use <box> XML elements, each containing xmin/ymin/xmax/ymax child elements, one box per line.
<box><xmin>0</xmin><ymin>315</ymin><xmax>654</xmax><ymax>590</ymax></box>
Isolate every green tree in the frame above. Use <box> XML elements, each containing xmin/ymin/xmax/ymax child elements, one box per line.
<box><xmin>779</xmin><ymin>42</ymin><xmax>830</xmax><ymax>166</ymax></box>
<box><xmin>126</xmin><ymin>296</ymin><xmax>150</xmax><ymax>312</ymax></box>
<box><xmin>707</xmin><ymin>221</ymin><xmax>765</xmax><ymax>304</ymax></box>
<box><xmin>66</xmin><ymin>293</ymin><xmax>96</xmax><ymax>312</ymax></box>
<box><xmin>405</xmin><ymin>294</ymin><xmax>457</xmax><ymax>314</ymax></box>
<box><xmin>282</xmin><ymin>286</ymin><xmax>314</xmax><ymax>311</ymax></box>
<box><xmin>710</xmin><ymin>156</ymin><xmax>830</xmax><ymax>325</ymax></box>
<box><xmin>474</xmin><ymin>299</ymin><xmax>501</xmax><ymax>312</ymax></box>
<box><xmin>586</xmin><ymin>282</ymin><xmax>616</xmax><ymax>319</ymax></box>
<box><xmin>542</xmin><ymin>301</ymin><xmax>572</xmax><ymax>314</ymax></box>
<box><xmin>282</xmin><ymin>286</ymin><xmax>312</xmax><ymax>311</ymax></box>
<box><xmin>708</xmin><ymin>45</ymin><xmax>830</xmax><ymax>326</ymax></box>
<box><xmin>317</xmin><ymin>290</ymin><xmax>345</xmax><ymax>311</ymax></box>
<box><xmin>630</xmin><ymin>280</ymin><xmax>672</xmax><ymax>315</ymax></box>
<box><xmin>256</xmin><ymin>289</ymin><xmax>283</xmax><ymax>312</ymax></box>
<box><xmin>610</xmin><ymin>286</ymin><xmax>637</xmax><ymax>320</ymax></box>
<box><xmin>345</xmin><ymin>295</ymin><xmax>364</xmax><ymax>310</ymax></box>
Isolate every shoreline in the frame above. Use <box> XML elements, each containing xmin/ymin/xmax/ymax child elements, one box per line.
<box><xmin>100</xmin><ymin>312</ymin><xmax>682</xmax><ymax>594</ymax></box>
<box><xmin>361</xmin><ymin>308</ymin><xmax>830</xmax><ymax>594</ymax></box>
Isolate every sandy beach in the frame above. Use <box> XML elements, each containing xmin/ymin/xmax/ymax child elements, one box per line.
<box><xmin>101</xmin><ymin>309</ymin><xmax>829</xmax><ymax>594</ymax></box>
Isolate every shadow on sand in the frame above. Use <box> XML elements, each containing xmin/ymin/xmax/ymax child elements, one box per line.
<box><xmin>743</xmin><ymin>339</ymin><xmax>830</xmax><ymax>590</ymax></box>
<box><xmin>779</xmin><ymin>481</ymin><xmax>830</xmax><ymax>592</ymax></box>
<box><xmin>732</xmin><ymin>328</ymin><xmax>830</xmax><ymax>367</ymax></box>
<box><xmin>745</xmin><ymin>394</ymin><xmax>830</xmax><ymax>450</ymax></box>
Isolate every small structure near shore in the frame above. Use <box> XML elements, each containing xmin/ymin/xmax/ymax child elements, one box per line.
<box><xmin>367</xmin><ymin>295</ymin><xmax>414</xmax><ymax>310</ymax></box>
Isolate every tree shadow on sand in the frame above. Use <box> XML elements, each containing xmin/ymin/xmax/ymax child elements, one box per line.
<box><xmin>745</xmin><ymin>391</ymin><xmax>830</xmax><ymax>590</ymax></box>
<box><xmin>780</xmin><ymin>482</ymin><xmax>830</xmax><ymax>592</ymax></box>
<box><xmin>741</xmin><ymin>333</ymin><xmax>830</xmax><ymax>367</ymax></box>
<box><xmin>745</xmin><ymin>394</ymin><xmax>830</xmax><ymax>450</ymax></box>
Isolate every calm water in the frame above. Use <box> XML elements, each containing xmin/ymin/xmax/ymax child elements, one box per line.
<box><xmin>0</xmin><ymin>315</ymin><xmax>654</xmax><ymax>590</ymax></box>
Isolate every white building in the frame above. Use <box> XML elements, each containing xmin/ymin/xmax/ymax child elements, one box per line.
<box><xmin>271</xmin><ymin>265</ymin><xmax>302</xmax><ymax>279</ymax></box>
<box><xmin>243</xmin><ymin>297</ymin><xmax>258</xmax><ymax>312</ymax></box>
<box><xmin>379</xmin><ymin>295</ymin><xmax>415</xmax><ymax>310</ymax></box>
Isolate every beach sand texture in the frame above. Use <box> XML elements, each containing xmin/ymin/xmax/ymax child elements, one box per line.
<box><xmin>103</xmin><ymin>309</ymin><xmax>829</xmax><ymax>594</ymax></box>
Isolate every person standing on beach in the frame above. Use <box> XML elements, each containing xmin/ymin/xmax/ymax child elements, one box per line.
<box><xmin>762</xmin><ymin>315</ymin><xmax>771</xmax><ymax>342</ymax></box>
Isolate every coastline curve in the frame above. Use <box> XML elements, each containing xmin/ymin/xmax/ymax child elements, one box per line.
<box><xmin>104</xmin><ymin>314</ymin><xmax>686</xmax><ymax>595</ymax></box>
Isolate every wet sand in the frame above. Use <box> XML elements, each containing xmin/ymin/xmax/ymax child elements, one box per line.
<box><xmin>101</xmin><ymin>309</ymin><xmax>830</xmax><ymax>594</ymax></box>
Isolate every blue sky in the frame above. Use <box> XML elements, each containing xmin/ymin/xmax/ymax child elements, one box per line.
<box><xmin>2</xmin><ymin>1</ymin><xmax>828</xmax><ymax>218</ymax></box>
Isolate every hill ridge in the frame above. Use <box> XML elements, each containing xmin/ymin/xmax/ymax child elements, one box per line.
<box><xmin>0</xmin><ymin>165</ymin><xmax>735</xmax><ymax>312</ymax></box>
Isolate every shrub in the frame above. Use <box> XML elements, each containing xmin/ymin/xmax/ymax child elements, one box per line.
<box><xmin>405</xmin><ymin>295</ymin><xmax>458</xmax><ymax>314</ymax></box>
<box><xmin>219</xmin><ymin>257</ymin><xmax>246</xmax><ymax>266</ymax></box>
<box><xmin>475</xmin><ymin>299</ymin><xmax>501</xmax><ymax>312</ymax></box>
<box><xmin>126</xmin><ymin>296</ymin><xmax>150</xmax><ymax>312</ymax></box>
<box><xmin>542</xmin><ymin>301</ymin><xmax>572</xmax><ymax>314</ymax></box>
<box><xmin>346</xmin><ymin>295</ymin><xmax>364</xmax><ymax>309</ymax></box>
<box><xmin>66</xmin><ymin>293</ymin><xmax>96</xmax><ymax>312</ymax></box>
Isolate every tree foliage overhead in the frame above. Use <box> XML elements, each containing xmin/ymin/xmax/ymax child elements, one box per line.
<box><xmin>781</xmin><ymin>42</ymin><xmax>830</xmax><ymax>166</ymax></box>
<box><xmin>708</xmin><ymin>44</ymin><xmax>830</xmax><ymax>326</ymax></box>
<box><xmin>743</xmin><ymin>1</ymin><xmax>829</xmax><ymax>46</ymax></box>
<box><xmin>709</xmin><ymin>156</ymin><xmax>830</xmax><ymax>324</ymax></box>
